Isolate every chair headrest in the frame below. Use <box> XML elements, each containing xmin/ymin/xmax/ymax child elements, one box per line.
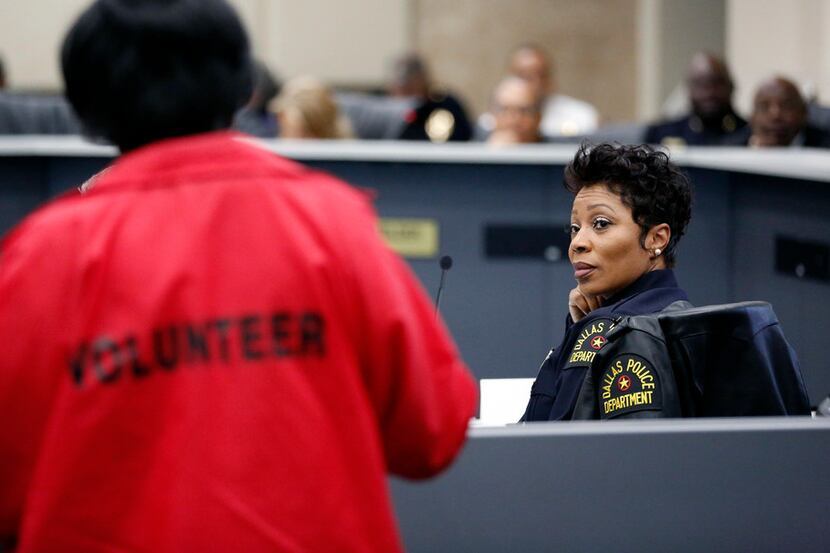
<box><xmin>657</xmin><ymin>301</ymin><xmax>778</xmax><ymax>342</ymax></box>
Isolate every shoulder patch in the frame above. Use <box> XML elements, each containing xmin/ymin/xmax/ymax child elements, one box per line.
<box><xmin>563</xmin><ymin>318</ymin><xmax>614</xmax><ymax>370</ymax></box>
<box><xmin>599</xmin><ymin>353</ymin><xmax>662</xmax><ymax>419</ymax></box>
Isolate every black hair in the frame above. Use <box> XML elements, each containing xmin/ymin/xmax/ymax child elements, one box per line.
<box><xmin>564</xmin><ymin>143</ymin><xmax>692</xmax><ymax>267</ymax></box>
<box><xmin>61</xmin><ymin>0</ymin><xmax>253</xmax><ymax>151</ymax></box>
<box><xmin>249</xmin><ymin>59</ymin><xmax>281</xmax><ymax>112</ymax></box>
<box><xmin>390</xmin><ymin>53</ymin><xmax>428</xmax><ymax>85</ymax></box>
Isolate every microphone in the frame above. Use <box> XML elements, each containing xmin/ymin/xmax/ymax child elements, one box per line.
<box><xmin>435</xmin><ymin>255</ymin><xmax>453</xmax><ymax>318</ymax></box>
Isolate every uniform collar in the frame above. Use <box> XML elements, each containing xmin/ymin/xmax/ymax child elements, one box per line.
<box><xmin>689</xmin><ymin>109</ymin><xmax>741</xmax><ymax>134</ymax></box>
<box><xmin>565</xmin><ymin>269</ymin><xmax>685</xmax><ymax>330</ymax></box>
<box><xmin>603</xmin><ymin>269</ymin><xmax>680</xmax><ymax>307</ymax></box>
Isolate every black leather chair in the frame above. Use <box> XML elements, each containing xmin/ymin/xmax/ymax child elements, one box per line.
<box><xmin>659</xmin><ymin>301</ymin><xmax>810</xmax><ymax>416</ymax></box>
<box><xmin>573</xmin><ymin>301</ymin><xmax>811</xmax><ymax>419</ymax></box>
<box><xmin>335</xmin><ymin>92</ymin><xmax>415</xmax><ymax>140</ymax></box>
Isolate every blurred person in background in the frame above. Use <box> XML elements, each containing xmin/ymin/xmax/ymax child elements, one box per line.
<box><xmin>645</xmin><ymin>52</ymin><xmax>746</xmax><ymax>146</ymax></box>
<box><xmin>0</xmin><ymin>0</ymin><xmax>476</xmax><ymax>551</ymax></box>
<box><xmin>507</xmin><ymin>44</ymin><xmax>598</xmax><ymax>138</ymax></box>
<box><xmin>233</xmin><ymin>59</ymin><xmax>281</xmax><ymax>138</ymax></box>
<box><xmin>0</xmin><ymin>52</ymin><xmax>81</xmax><ymax>135</ymax></box>
<box><xmin>486</xmin><ymin>75</ymin><xmax>544</xmax><ymax>145</ymax></box>
<box><xmin>726</xmin><ymin>76</ymin><xmax>830</xmax><ymax>148</ymax></box>
<box><xmin>274</xmin><ymin>75</ymin><xmax>354</xmax><ymax>139</ymax></box>
<box><xmin>386</xmin><ymin>53</ymin><xmax>473</xmax><ymax>142</ymax></box>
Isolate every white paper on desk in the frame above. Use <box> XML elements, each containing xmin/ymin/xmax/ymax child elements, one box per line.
<box><xmin>477</xmin><ymin>378</ymin><xmax>535</xmax><ymax>426</ymax></box>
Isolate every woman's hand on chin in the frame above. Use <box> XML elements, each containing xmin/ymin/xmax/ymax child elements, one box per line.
<box><xmin>568</xmin><ymin>286</ymin><xmax>604</xmax><ymax>323</ymax></box>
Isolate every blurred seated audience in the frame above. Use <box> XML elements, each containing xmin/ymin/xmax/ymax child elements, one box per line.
<box><xmin>486</xmin><ymin>76</ymin><xmax>544</xmax><ymax>145</ymax></box>
<box><xmin>0</xmin><ymin>52</ymin><xmax>81</xmax><ymax>135</ymax></box>
<box><xmin>505</xmin><ymin>44</ymin><xmax>598</xmax><ymax>138</ymax></box>
<box><xmin>273</xmin><ymin>76</ymin><xmax>353</xmax><ymax>139</ymax></box>
<box><xmin>0</xmin><ymin>93</ymin><xmax>81</xmax><ymax>135</ymax></box>
<box><xmin>335</xmin><ymin>91</ymin><xmax>417</xmax><ymax>139</ymax></box>
<box><xmin>387</xmin><ymin>53</ymin><xmax>472</xmax><ymax>142</ymax></box>
<box><xmin>645</xmin><ymin>52</ymin><xmax>746</xmax><ymax>146</ymax></box>
<box><xmin>725</xmin><ymin>76</ymin><xmax>830</xmax><ymax>148</ymax></box>
<box><xmin>233</xmin><ymin>59</ymin><xmax>281</xmax><ymax>138</ymax></box>
<box><xmin>807</xmin><ymin>100</ymin><xmax>830</xmax><ymax>132</ymax></box>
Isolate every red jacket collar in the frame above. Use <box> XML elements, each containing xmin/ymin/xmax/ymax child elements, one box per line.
<box><xmin>88</xmin><ymin>131</ymin><xmax>291</xmax><ymax>192</ymax></box>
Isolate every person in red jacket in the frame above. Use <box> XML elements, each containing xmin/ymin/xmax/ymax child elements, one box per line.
<box><xmin>0</xmin><ymin>1</ymin><xmax>476</xmax><ymax>551</ymax></box>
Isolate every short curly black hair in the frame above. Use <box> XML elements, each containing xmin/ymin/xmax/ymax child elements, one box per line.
<box><xmin>564</xmin><ymin>143</ymin><xmax>692</xmax><ymax>267</ymax></box>
<box><xmin>61</xmin><ymin>0</ymin><xmax>253</xmax><ymax>152</ymax></box>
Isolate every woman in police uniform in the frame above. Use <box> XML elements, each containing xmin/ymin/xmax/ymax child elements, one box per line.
<box><xmin>522</xmin><ymin>143</ymin><xmax>692</xmax><ymax>421</ymax></box>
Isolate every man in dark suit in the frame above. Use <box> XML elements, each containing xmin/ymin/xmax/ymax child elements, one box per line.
<box><xmin>387</xmin><ymin>53</ymin><xmax>473</xmax><ymax>142</ymax></box>
<box><xmin>726</xmin><ymin>76</ymin><xmax>830</xmax><ymax>148</ymax></box>
<box><xmin>645</xmin><ymin>52</ymin><xmax>746</xmax><ymax>146</ymax></box>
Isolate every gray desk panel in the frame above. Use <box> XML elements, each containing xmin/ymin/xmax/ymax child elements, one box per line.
<box><xmin>675</xmin><ymin>167</ymin><xmax>733</xmax><ymax>304</ymax></box>
<box><xmin>0</xmin><ymin>142</ymin><xmax>827</xmax><ymax>401</ymax></box>
<box><xmin>733</xmin><ymin>174</ymin><xmax>830</xmax><ymax>398</ymax></box>
<box><xmin>391</xmin><ymin>419</ymin><xmax>830</xmax><ymax>553</ymax></box>
<box><xmin>0</xmin><ymin>158</ymin><xmax>50</xmax><ymax>234</ymax></box>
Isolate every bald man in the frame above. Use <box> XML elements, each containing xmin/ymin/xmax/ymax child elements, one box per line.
<box><xmin>645</xmin><ymin>52</ymin><xmax>746</xmax><ymax>146</ymax></box>
<box><xmin>487</xmin><ymin>76</ymin><xmax>544</xmax><ymax>145</ymax></box>
<box><xmin>726</xmin><ymin>76</ymin><xmax>830</xmax><ymax>148</ymax></box>
<box><xmin>508</xmin><ymin>44</ymin><xmax>598</xmax><ymax>137</ymax></box>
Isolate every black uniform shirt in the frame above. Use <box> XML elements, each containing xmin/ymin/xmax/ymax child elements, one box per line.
<box><xmin>397</xmin><ymin>92</ymin><xmax>473</xmax><ymax>142</ymax></box>
<box><xmin>645</xmin><ymin>111</ymin><xmax>746</xmax><ymax>146</ymax></box>
<box><xmin>521</xmin><ymin>269</ymin><xmax>689</xmax><ymax>421</ymax></box>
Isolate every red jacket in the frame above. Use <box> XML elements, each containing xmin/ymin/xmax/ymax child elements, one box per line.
<box><xmin>0</xmin><ymin>132</ymin><xmax>476</xmax><ymax>552</ymax></box>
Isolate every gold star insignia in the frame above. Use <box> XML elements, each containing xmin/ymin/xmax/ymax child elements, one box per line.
<box><xmin>591</xmin><ymin>336</ymin><xmax>606</xmax><ymax>350</ymax></box>
<box><xmin>618</xmin><ymin>375</ymin><xmax>631</xmax><ymax>392</ymax></box>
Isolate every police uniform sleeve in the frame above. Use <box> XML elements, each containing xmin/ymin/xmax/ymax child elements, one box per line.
<box><xmin>520</xmin><ymin>348</ymin><xmax>558</xmax><ymax>421</ymax></box>
<box><xmin>522</xmin><ymin>312</ymin><xmax>576</xmax><ymax>421</ymax></box>
<box><xmin>572</xmin><ymin>316</ymin><xmax>682</xmax><ymax>420</ymax></box>
<box><xmin>339</xmin><ymin>193</ymin><xmax>477</xmax><ymax>479</ymax></box>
